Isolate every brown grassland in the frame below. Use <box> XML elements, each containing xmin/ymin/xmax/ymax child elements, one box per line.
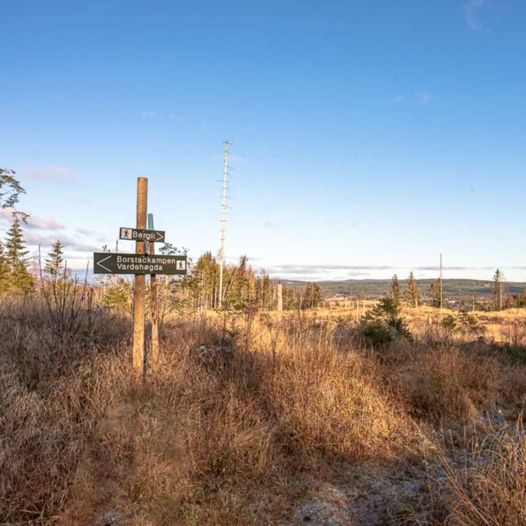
<box><xmin>1</xmin><ymin>299</ymin><xmax>526</xmax><ymax>525</ymax></box>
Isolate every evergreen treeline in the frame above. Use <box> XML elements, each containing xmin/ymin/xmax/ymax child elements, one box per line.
<box><xmin>101</xmin><ymin>251</ymin><xmax>324</xmax><ymax>313</ymax></box>
<box><xmin>3</xmin><ymin>167</ymin><xmax>523</xmax><ymax>313</ymax></box>
<box><xmin>184</xmin><ymin>252</ymin><xmax>322</xmax><ymax>311</ymax></box>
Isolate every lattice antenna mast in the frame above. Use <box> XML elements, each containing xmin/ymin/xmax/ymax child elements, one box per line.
<box><xmin>218</xmin><ymin>140</ymin><xmax>230</xmax><ymax>309</ymax></box>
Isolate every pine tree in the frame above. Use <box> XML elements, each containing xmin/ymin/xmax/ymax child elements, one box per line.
<box><xmin>405</xmin><ymin>271</ymin><xmax>421</xmax><ymax>308</ymax></box>
<box><xmin>303</xmin><ymin>282</ymin><xmax>323</xmax><ymax>309</ymax></box>
<box><xmin>102</xmin><ymin>278</ymin><xmax>132</xmax><ymax>312</ymax></box>
<box><xmin>390</xmin><ymin>274</ymin><xmax>400</xmax><ymax>306</ymax></box>
<box><xmin>429</xmin><ymin>279</ymin><xmax>441</xmax><ymax>308</ymax></box>
<box><xmin>493</xmin><ymin>269</ymin><xmax>505</xmax><ymax>310</ymax></box>
<box><xmin>226</xmin><ymin>255</ymin><xmax>250</xmax><ymax>309</ymax></box>
<box><xmin>0</xmin><ymin>241</ymin><xmax>8</xmax><ymax>294</ymax></box>
<box><xmin>44</xmin><ymin>240</ymin><xmax>65</xmax><ymax>277</ymax></box>
<box><xmin>283</xmin><ymin>285</ymin><xmax>300</xmax><ymax>310</ymax></box>
<box><xmin>191</xmin><ymin>252</ymin><xmax>219</xmax><ymax>309</ymax></box>
<box><xmin>5</xmin><ymin>214</ymin><xmax>34</xmax><ymax>294</ymax></box>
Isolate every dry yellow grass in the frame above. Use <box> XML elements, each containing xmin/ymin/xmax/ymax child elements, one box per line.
<box><xmin>441</xmin><ymin>427</ymin><xmax>526</xmax><ymax>526</ymax></box>
<box><xmin>1</xmin><ymin>301</ymin><xmax>526</xmax><ymax>524</ymax></box>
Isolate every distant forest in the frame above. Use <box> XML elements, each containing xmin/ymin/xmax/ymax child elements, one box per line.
<box><xmin>284</xmin><ymin>278</ymin><xmax>526</xmax><ymax>303</ymax></box>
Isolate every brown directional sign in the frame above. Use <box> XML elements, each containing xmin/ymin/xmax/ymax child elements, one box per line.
<box><xmin>119</xmin><ymin>227</ymin><xmax>165</xmax><ymax>243</ymax></box>
<box><xmin>94</xmin><ymin>252</ymin><xmax>186</xmax><ymax>275</ymax></box>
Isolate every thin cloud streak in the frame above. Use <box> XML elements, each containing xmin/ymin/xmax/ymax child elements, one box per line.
<box><xmin>0</xmin><ymin>209</ymin><xmax>64</xmax><ymax>231</ymax></box>
<box><xmin>25</xmin><ymin>232</ymin><xmax>99</xmax><ymax>252</ymax></box>
<box><xmin>256</xmin><ymin>263</ymin><xmax>525</xmax><ymax>282</ymax></box>
<box><xmin>26</xmin><ymin>216</ymin><xmax>64</xmax><ymax>230</ymax></box>
<box><xmin>23</xmin><ymin>165</ymin><xmax>74</xmax><ymax>183</ymax></box>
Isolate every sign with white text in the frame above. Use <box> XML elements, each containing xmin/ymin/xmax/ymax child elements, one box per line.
<box><xmin>94</xmin><ymin>252</ymin><xmax>186</xmax><ymax>275</ymax></box>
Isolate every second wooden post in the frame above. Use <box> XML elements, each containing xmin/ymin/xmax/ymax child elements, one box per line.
<box><xmin>277</xmin><ymin>283</ymin><xmax>283</xmax><ymax>322</ymax></box>
<box><xmin>148</xmin><ymin>212</ymin><xmax>159</xmax><ymax>370</ymax></box>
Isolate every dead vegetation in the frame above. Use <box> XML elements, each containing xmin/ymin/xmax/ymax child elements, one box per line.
<box><xmin>442</xmin><ymin>428</ymin><xmax>526</xmax><ymax>526</ymax></box>
<box><xmin>1</xmin><ymin>302</ymin><xmax>526</xmax><ymax>525</ymax></box>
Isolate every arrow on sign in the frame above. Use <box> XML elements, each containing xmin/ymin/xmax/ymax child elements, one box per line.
<box><xmin>95</xmin><ymin>254</ymin><xmax>113</xmax><ymax>273</ymax></box>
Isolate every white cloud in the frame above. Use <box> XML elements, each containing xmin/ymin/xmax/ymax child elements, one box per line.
<box><xmin>420</xmin><ymin>92</ymin><xmax>432</xmax><ymax>107</ymax></box>
<box><xmin>74</xmin><ymin>227</ymin><xmax>108</xmax><ymax>243</ymax></box>
<box><xmin>392</xmin><ymin>95</ymin><xmax>405</xmax><ymax>103</ymax></box>
<box><xmin>168</xmin><ymin>112</ymin><xmax>185</xmax><ymax>123</ymax></box>
<box><xmin>23</xmin><ymin>165</ymin><xmax>74</xmax><ymax>183</ymax></box>
<box><xmin>75</xmin><ymin>227</ymin><xmax>94</xmax><ymax>236</ymax></box>
<box><xmin>466</xmin><ymin>0</ymin><xmax>490</xmax><ymax>30</ymax></box>
<box><xmin>142</xmin><ymin>111</ymin><xmax>157</xmax><ymax>118</ymax></box>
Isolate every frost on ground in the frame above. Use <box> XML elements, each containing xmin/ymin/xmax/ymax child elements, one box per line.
<box><xmin>290</xmin><ymin>462</ymin><xmax>433</xmax><ymax>526</ymax></box>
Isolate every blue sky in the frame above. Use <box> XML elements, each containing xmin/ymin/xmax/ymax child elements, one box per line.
<box><xmin>1</xmin><ymin>0</ymin><xmax>525</xmax><ymax>281</ymax></box>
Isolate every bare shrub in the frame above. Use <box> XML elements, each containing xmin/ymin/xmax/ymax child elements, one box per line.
<box><xmin>1</xmin><ymin>299</ymin><xmax>128</xmax><ymax>387</ymax></box>
<box><xmin>0</xmin><ymin>301</ymin><xmax>129</xmax><ymax>523</ymax></box>
<box><xmin>383</xmin><ymin>345</ymin><xmax>519</xmax><ymax>424</ymax></box>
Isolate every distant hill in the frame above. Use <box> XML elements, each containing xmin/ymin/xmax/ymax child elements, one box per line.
<box><xmin>281</xmin><ymin>278</ymin><xmax>526</xmax><ymax>301</ymax></box>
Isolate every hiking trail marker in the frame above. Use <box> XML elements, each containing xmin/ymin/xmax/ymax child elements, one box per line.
<box><xmin>93</xmin><ymin>177</ymin><xmax>187</xmax><ymax>381</ymax></box>
<box><xmin>119</xmin><ymin>227</ymin><xmax>165</xmax><ymax>243</ymax></box>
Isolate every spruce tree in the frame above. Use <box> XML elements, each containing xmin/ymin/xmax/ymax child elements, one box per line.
<box><xmin>303</xmin><ymin>282</ymin><xmax>323</xmax><ymax>309</ymax></box>
<box><xmin>493</xmin><ymin>269</ymin><xmax>505</xmax><ymax>310</ymax></box>
<box><xmin>283</xmin><ymin>285</ymin><xmax>300</xmax><ymax>310</ymax></box>
<box><xmin>190</xmin><ymin>252</ymin><xmax>218</xmax><ymax>309</ymax></box>
<box><xmin>429</xmin><ymin>279</ymin><xmax>442</xmax><ymax>308</ymax></box>
<box><xmin>5</xmin><ymin>214</ymin><xmax>34</xmax><ymax>294</ymax></box>
<box><xmin>44</xmin><ymin>240</ymin><xmax>65</xmax><ymax>277</ymax></box>
<box><xmin>390</xmin><ymin>274</ymin><xmax>400</xmax><ymax>306</ymax></box>
<box><xmin>0</xmin><ymin>241</ymin><xmax>8</xmax><ymax>294</ymax></box>
<box><xmin>227</xmin><ymin>255</ymin><xmax>250</xmax><ymax>309</ymax></box>
<box><xmin>405</xmin><ymin>271</ymin><xmax>421</xmax><ymax>308</ymax></box>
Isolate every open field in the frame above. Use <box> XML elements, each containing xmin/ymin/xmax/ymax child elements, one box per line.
<box><xmin>302</xmin><ymin>305</ymin><xmax>526</xmax><ymax>344</ymax></box>
<box><xmin>2</xmin><ymin>299</ymin><xmax>526</xmax><ymax>525</ymax></box>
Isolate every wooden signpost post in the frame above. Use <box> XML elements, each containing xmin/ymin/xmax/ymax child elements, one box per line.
<box><xmin>134</xmin><ymin>177</ymin><xmax>147</xmax><ymax>381</ymax></box>
<box><xmin>93</xmin><ymin>177</ymin><xmax>187</xmax><ymax>381</ymax></box>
